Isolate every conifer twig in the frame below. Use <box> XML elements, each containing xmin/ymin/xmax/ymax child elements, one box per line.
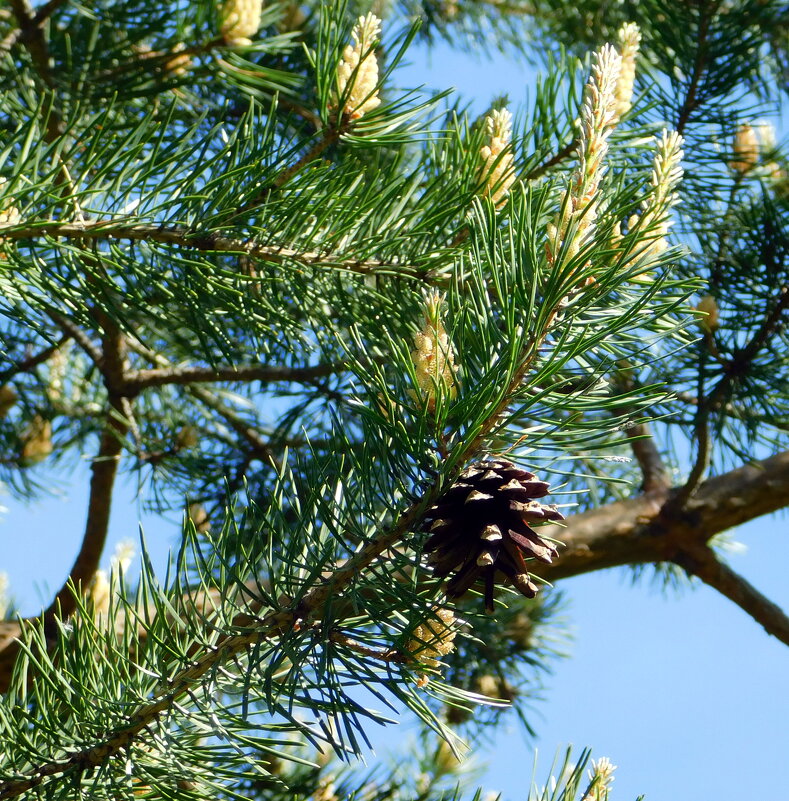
<box><xmin>673</xmin><ymin>544</ymin><xmax>789</xmax><ymax>647</ymax></box>
<box><xmin>127</xmin><ymin>361</ymin><xmax>344</xmax><ymax>392</ymax></box>
<box><xmin>676</xmin><ymin>2</ymin><xmax>712</xmax><ymax>134</ymax></box>
<box><xmin>0</xmin><ymin>334</ymin><xmax>69</xmax><ymax>384</ymax></box>
<box><xmin>627</xmin><ymin>421</ymin><xmax>670</xmax><ymax>493</ymax></box>
<box><xmin>0</xmin><ymin>221</ymin><xmax>428</xmax><ymax>278</ymax></box>
<box><xmin>676</xmin><ymin>284</ymin><xmax>789</xmax><ymax>506</ymax></box>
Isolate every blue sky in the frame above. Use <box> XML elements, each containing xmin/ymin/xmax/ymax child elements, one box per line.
<box><xmin>3</xmin><ymin>26</ymin><xmax>789</xmax><ymax>801</ymax></box>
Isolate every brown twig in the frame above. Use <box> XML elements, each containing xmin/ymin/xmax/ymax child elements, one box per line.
<box><xmin>676</xmin><ymin>1</ymin><xmax>712</xmax><ymax>135</ymax></box>
<box><xmin>127</xmin><ymin>361</ymin><xmax>345</xmax><ymax>392</ymax></box>
<box><xmin>0</xmin><ymin>334</ymin><xmax>69</xmax><ymax>385</ymax></box>
<box><xmin>522</xmin><ymin>138</ymin><xmax>577</xmax><ymax>182</ymax></box>
<box><xmin>673</xmin><ymin>544</ymin><xmax>789</xmax><ymax>647</ymax></box>
<box><xmin>187</xmin><ymin>383</ymin><xmax>281</xmax><ymax>471</ymax></box>
<box><xmin>626</xmin><ymin>421</ymin><xmax>671</xmax><ymax>493</ymax></box>
<box><xmin>327</xmin><ymin>630</ymin><xmax>409</xmax><ymax>664</ymax></box>
<box><xmin>46</xmin><ymin>310</ymin><xmax>103</xmax><ymax>366</ymax></box>
<box><xmin>676</xmin><ymin>284</ymin><xmax>789</xmax><ymax>507</ymax></box>
<box><xmin>0</xmin><ymin>221</ymin><xmax>427</xmax><ymax>278</ymax></box>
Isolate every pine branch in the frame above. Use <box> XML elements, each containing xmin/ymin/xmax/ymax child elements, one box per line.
<box><xmin>677</xmin><ymin>284</ymin><xmax>789</xmax><ymax>505</ymax></box>
<box><xmin>0</xmin><ymin>334</ymin><xmax>69</xmax><ymax>384</ymax></box>
<box><xmin>0</xmin><ymin>221</ymin><xmax>427</xmax><ymax>278</ymax></box>
<box><xmin>7</xmin><ymin>0</ymin><xmax>54</xmax><ymax>88</ymax></box>
<box><xmin>46</xmin><ymin>311</ymin><xmax>103</xmax><ymax>368</ymax></box>
<box><xmin>676</xmin><ymin>1</ymin><xmax>713</xmax><ymax>134</ymax></box>
<box><xmin>626</xmin><ymin>421</ymin><xmax>670</xmax><ymax>493</ymax></box>
<box><xmin>31</xmin><ymin>0</ymin><xmax>69</xmax><ymax>24</ymax></box>
<box><xmin>533</xmin><ymin>448</ymin><xmax>789</xmax><ymax>582</ymax></box>
<box><xmin>673</xmin><ymin>544</ymin><xmax>789</xmax><ymax>647</ymax></box>
<box><xmin>187</xmin><ymin>383</ymin><xmax>281</xmax><ymax>469</ymax></box>
<box><xmin>0</xmin><ymin>501</ymin><xmax>427</xmax><ymax>798</ymax></box>
<box><xmin>41</xmin><ymin>323</ymin><xmax>130</xmax><ymax>625</ymax></box>
<box><xmin>126</xmin><ymin>361</ymin><xmax>345</xmax><ymax>392</ymax></box>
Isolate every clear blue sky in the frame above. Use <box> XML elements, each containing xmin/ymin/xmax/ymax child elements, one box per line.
<box><xmin>3</xmin><ymin>30</ymin><xmax>789</xmax><ymax>801</ymax></box>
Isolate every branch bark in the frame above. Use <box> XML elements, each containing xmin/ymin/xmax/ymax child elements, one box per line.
<box><xmin>126</xmin><ymin>361</ymin><xmax>344</xmax><ymax>392</ymax></box>
<box><xmin>673</xmin><ymin>544</ymin><xmax>789</xmax><ymax>647</ymax></box>
<box><xmin>0</xmin><ymin>335</ymin><xmax>69</xmax><ymax>385</ymax></box>
<box><xmin>0</xmin><ymin>220</ymin><xmax>428</xmax><ymax>278</ymax></box>
<box><xmin>41</xmin><ymin>395</ymin><xmax>129</xmax><ymax>627</ymax></box>
<box><xmin>532</xmin><ymin>448</ymin><xmax>789</xmax><ymax>582</ymax></box>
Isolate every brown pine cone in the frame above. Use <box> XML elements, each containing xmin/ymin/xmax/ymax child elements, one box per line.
<box><xmin>422</xmin><ymin>459</ymin><xmax>563</xmax><ymax>611</ymax></box>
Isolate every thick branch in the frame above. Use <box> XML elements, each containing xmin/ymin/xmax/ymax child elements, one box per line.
<box><xmin>0</xmin><ymin>220</ymin><xmax>427</xmax><ymax>278</ymax></box>
<box><xmin>533</xmin><ymin>448</ymin><xmax>789</xmax><ymax>582</ymax></box>
<box><xmin>42</xmin><ymin>317</ymin><xmax>130</xmax><ymax>625</ymax></box>
<box><xmin>7</xmin><ymin>0</ymin><xmax>53</xmax><ymax>86</ymax></box>
<box><xmin>673</xmin><ymin>544</ymin><xmax>789</xmax><ymax>647</ymax></box>
<box><xmin>42</xmin><ymin>399</ymin><xmax>128</xmax><ymax>625</ymax></box>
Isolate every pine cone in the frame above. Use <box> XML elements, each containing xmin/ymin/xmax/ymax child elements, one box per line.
<box><xmin>422</xmin><ymin>459</ymin><xmax>563</xmax><ymax>611</ymax></box>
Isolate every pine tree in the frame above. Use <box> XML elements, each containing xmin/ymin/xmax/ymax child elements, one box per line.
<box><xmin>0</xmin><ymin>0</ymin><xmax>787</xmax><ymax>798</ymax></box>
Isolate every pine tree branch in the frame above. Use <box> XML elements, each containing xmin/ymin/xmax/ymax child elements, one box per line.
<box><xmin>676</xmin><ymin>284</ymin><xmax>789</xmax><ymax>505</ymax></box>
<box><xmin>676</xmin><ymin>1</ymin><xmax>712</xmax><ymax>134</ymax></box>
<box><xmin>46</xmin><ymin>310</ymin><xmax>104</xmax><ymax>368</ymax></box>
<box><xmin>614</xmin><ymin>365</ymin><xmax>671</xmax><ymax>493</ymax></box>
<box><xmin>32</xmin><ymin>0</ymin><xmax>69</xmax><ymax>24</ymax></box>
<box><xmin>673</xmin><ymin>544</ymin><xmax>789</xmax><ymax>647</ymax></box>
<box><xmin>0</xmin><ymin>501</ymin><xmax>428</xmax><ymax>798</ymax></box>
<box><xmin>7</xmin><ymin>0</ymin><xmax>54</xmax><ymax>88</ymax></box>
<box><xmin>523</xmin><ymin>138</ymin><xmax>577</xmax><ymax>182</ymax></box>
<box><xmin>126</xmin><ymin>361</ymin><xmax>345</xmax><ymax>392</ymax></box>
<box><xmin>41</xmin><ymin>323</ymin><xmax>130</xmax><ymax>625</ymax></box>
<box><xmin>626</xmin><ymin>421</ymin><xmax>670</xmax><ymax>492</ymax></box>
<box><xmin>0</xmin><ymin>221</ymin><xmax>427</xmax><ymax>278</ymax></box>
<box><xmin>187</xmin><ymin>383</ymin><xmax>281</xmax><ymax>470</ymax></box>
<box><xmin>6</xmin><ymin>0</ymin><xmax>65</xmax><ymax>146</ymax></box>
<box><xmin>0</xmin><ymin>444</ymin><xmax>787</xmax><ymax>775</ymax></box>
<box><xmin>0</xmin><ymin>334</ymin><xmax>69</xmax><ymax>385</ymax></box>
<box><xmin>533</xmin><ymin>448</ymin><xmax>789</xmax><ymax>582</ymax></box>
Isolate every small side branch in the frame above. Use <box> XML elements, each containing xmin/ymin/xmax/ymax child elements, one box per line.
<box><xmin>127</xmin><ymin>361</ymin><xmax>344</xmax><ymax>392</ymax></box>
<box><xmin>523</xmin><ymin>138</ymin><xmax>577</xmax><ymax>182</ymax></box>
<box><xmin>0</xmin><ymin>334</ymin><xmax>69</xmax><ymax>384</ymax></box>
<box><xmin>676</xmin><ymin>2</ymin><xmax>711</xmax><ymax>134</ymax></box>
<box><xmin>0</xmin><ymin>221</ymin><xmax>426</xmax><ymax>278</ymax></box>
<box><xmin>676</xmin><ymin>285</ymin><xmax>789</xmax><ymax>506</ymax></box>
<box><xmin>627</xmin><ymin>421</ymin><xmax>671</xmax><ymax>493</ymax></box>
<box><xmin>47</xmin><ymin>311</ymin><xmax>103</xmax><ymax>366</ymax></box>
<box><xmin>674</xmin><ymin>545</ymin><xmax>789</xmax><ymax>647</ymax></box>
